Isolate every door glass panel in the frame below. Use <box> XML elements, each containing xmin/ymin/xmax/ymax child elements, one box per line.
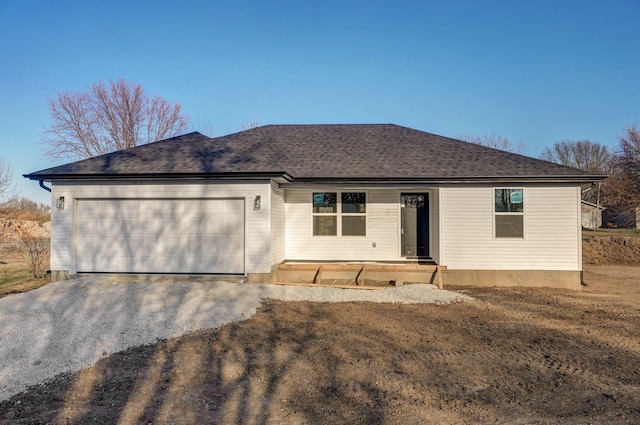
<box><xmin>401</xmin><ymin>194</ymin><xmax>429</xmax><ymax>257</ymax></box>
<box><xmin>401</xmin><ymin>194</ymin><xmax>425</xmax><ymax>208</ymax></box>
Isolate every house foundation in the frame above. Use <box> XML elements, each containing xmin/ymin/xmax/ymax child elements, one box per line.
<box><xmin>50</xmin><ymin>270</ymin><xmax>70</xmax><ymax>282</ymax></box>
<box><xmin>442</xmin><ymin>269</ymin><xmax>582</xmax><ymax>290</ymax></box>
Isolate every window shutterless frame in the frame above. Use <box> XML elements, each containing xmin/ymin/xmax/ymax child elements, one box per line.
<box><xmin>494</xmin><ymin>188</ymin><xmax>525</xmax><ymax>239</ymax></box>
<box><xmin>312</xmin><ymin>192</ymin><xmax>337</xmax><ymax>236</ymax></box>
<box><xmin>312</xmin><ymin>191</ymin><xmax>367</xmax><ymax>236</ymax></box>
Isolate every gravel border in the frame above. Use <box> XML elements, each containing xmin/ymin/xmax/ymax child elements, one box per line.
<box><xmin>0</xmin><ymin>276</ymin><xmax>471</xmax><ymax>401</ymax></box>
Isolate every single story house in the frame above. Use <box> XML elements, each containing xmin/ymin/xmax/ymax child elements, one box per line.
<box><xmin>25</xmin><ymin>124</ymin><xmax>606</xmax><ymax>289</ymax></box>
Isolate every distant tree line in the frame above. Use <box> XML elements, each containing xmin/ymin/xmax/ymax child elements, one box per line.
<box><xmin>1</xmin><ymin>195</ymin><xmax>51</xmax><ymax>214</ymax></box>
<box><xmin>540</xmin><ymin>125</ymin><xmax>640</xmax><ymax>227</ymax></box>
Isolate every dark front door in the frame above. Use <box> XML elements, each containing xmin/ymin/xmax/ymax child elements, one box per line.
<box><xmin>401</xmin><ymin>193</ymin><xmax>429</xmax><ymax>257</ymax></box>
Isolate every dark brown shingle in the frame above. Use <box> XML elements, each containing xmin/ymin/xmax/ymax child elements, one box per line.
<box><xmin>25</xmin><ymin>124</ymin><xmax>605</xmax><ymax>182</ymax></box>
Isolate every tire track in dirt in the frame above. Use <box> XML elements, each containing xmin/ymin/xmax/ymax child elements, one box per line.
<box><xmin>473</xmin><ymin>288</ymin><xmax>640</xmax><ymax>363</ymax></box>
<box><xmin>461</xmin><ymin>286</ymin><xmax>640</xmax><ymax>405</ymax></box>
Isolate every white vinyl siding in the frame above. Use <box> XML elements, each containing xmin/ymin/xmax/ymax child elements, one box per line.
<box><xmin>50</xmin><ymin>189</ymin><xmax>72</xmax><ymax>272</ymax></box>
<box><xmin>270</xmin><ymin>182</ymin><xmax>286</xmax><ymax>267</ymax></box>
<box><xmin>50</xmin><ymin>182</ymin><xmax>583</xmax><ymax>275</ymax></box>
<box><xmin>440</xmin><ymin>185</ymin><xmax>581</xmax><ymax>270</ymax></box>
<box><xmin>50</xmin><ymin>181</ymin><xmax>271</xmax><ymax>275</ymax></box>
<box><xmin>286</xmin><ymin>188</ymin><xmax>400</xmax><ymax>261</ymax></box>
<box><xmin>430</xmin><ymin>189</ymin><xmax>441</xmax><ymax>264</ymax></box>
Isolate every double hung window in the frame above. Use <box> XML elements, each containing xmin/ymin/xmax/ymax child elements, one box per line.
<box><xmin>494</xmin><ymin>189</ymin><xmax>524</xmax><ymax>238</ymax></box>
<box><xmin>312</xmin><ymin>192</ymin><xmax>366</xmax><ymax>236</ymax></box>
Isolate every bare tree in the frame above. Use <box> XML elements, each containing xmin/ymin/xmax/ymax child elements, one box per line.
<box><xmin>191</xmin><ymin>119</ymin><xmax>216</xmax><ymax>137</ymax></box>
<box><xmin>239</xmin><ymin>115</ymin><xmax>261</xmax><ymax>131</ymax></box>
<box><xmin>458</xmin><ymin>132</ymin><xmax>526</xmax><ymax>154</ymax></box>
<box><xmin>539</xmin><ymin>140</ymin><xmax>613</xmax><ymax>174</ymax></box>
<box><xmin>41</xmin><ymin>79</ymin><xmax>190</xmax><ymax>160</ymax></box>
<box><xmin>0</xmin><ymin>157</ymin><xmax>15</xmax><ymax>202</ymax></box>
<box><xmin>605</xmin><ymin>125</ymin><xmax>640</xmax><ymax>226</ymax></box>
<box><xmin>617</xmin><ymin>124</ymin><xmax>640</xmax><ymax>188</ymax></box>
<box><xmin>539</xmin><ymin>139</ymin><xmax>613</xmax><ymax>206</ymax></box>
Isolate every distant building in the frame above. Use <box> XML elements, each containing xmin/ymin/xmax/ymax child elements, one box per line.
<box><xmin>581</xmin><ymin>201</ymin><xmax>605</xmax><ymax>230</ymax></box>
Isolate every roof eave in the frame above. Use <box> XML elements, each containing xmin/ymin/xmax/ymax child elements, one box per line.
<box><xmin>24</xmin><ymin>172</ymin><xmax>607</xmax><ymax>185</ymax></box>
<box><xmin>287</xmin><ymin>174</ymin><xmax>608</xmax><ymax>185</ymax></box>
<box><xmin>24</xmin><ymin>172</ymin><xmax>294</xmax><ymax>184</ymax></box>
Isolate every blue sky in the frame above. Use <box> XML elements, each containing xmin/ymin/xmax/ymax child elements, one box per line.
<box><xmin>1</xmin><ymin>0</ymin><xmax>639</xmax><ymax>204</ymax></box>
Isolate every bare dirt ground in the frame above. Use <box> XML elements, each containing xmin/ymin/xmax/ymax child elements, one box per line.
<box><xmin>0</xmin><ymin>264</ymin><xmax>638</xmax><ymax>425</ymax></box>
<box><xmin>0</xmin><ymin>227</ymin><xmax>638</xmax><ymax>424</ymax></box>
<box><xmin>0</xmin><ymin>218</ymin><xmax>50</xmax><ymax>242</ymax></box>
<box><xmin>582</xmin><ymin>229</ymin><xmax>640</xmax><ymax>265</ymax></box>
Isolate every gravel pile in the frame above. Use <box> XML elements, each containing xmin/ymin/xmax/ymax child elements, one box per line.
<box><xmin>0</xmin><ymin>276</ymin><xmax>471</xmax><ymax>401</ymax></box>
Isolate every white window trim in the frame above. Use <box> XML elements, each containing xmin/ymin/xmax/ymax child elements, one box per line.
<box><xmin>493</xmin><ymin>187</ymin><xmax>525</xmax><ymax>239</ymax></box>
<box><xmin>311</xmin><ymin>191</ymin><xmax>367</xmax><ymax>237</ymax></box>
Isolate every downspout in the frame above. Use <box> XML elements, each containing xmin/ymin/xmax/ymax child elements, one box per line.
<box><xmin>38</xmin><ymin>180</ymin><xmax>52</xmax><ymax>192</ymax></box>
<box><xmin>581</xmin><ymin>182</ymin><xmax>596</xmax><ymax>195</ymax></box>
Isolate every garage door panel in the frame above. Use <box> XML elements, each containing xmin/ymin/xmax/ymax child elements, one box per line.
<box><xmin>75</xmin><ymin>199</ymin><xmax>245</xmax><ymax>274</ymax></box>
<box><xmin>224</xmin><ymin>215</ymin><xmax>244</xmax><ymax>230</ymax></box>
<box><xmin>228</xmin><ymin>237</ymin><xmax>245</xmax><ymax>250</ymax></box>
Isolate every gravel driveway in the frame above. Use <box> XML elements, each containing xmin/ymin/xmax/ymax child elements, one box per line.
<box><xmin>0</xmin><ymin>276</ymin><xmax>470</xmax><ymax>401</ymax></box>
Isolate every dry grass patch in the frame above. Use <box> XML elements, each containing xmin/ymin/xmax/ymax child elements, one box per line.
<box><xmin>0</xmin><ymin>261</ymin><xmax>50</xmax><ymax>298</ymax></box>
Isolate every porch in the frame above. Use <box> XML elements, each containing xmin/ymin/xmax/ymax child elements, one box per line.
<box><xmin>272</xmin><ymin>262</ymin><xmax>447</xmax><ymax>289</ymax></box>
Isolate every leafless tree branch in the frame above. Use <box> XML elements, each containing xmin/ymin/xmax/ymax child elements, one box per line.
<box><xmin>0</xmin><ymin>157</ymin><xmax>16</xmax><ymax>203</ymax></box>
<box><xmin>457</xmin><ymin>132</ymin><xmax>527</xmax><ymax>154</ymax></box>
<box><xmin>191</xmin><ymin>119</ymin><xmax>216</xmax><ymax>137</ymax></box>
<box><xmin>239</xmin><ymin>115</ymin><xmax>261</xmax><ymax>131</ymax></box>
<box><xmin>605</xmin><ymin>125</ymin><xmax>640</xmax><ymax>225</ymax></box>
<box><xmin>41</xmin><ymin>79</ymin><xmax>190</xmax><ymax>160</ymax></box>
<box><xmin>17</xmin><ymin>230</ymin><xmax>50</xmax><ymax>279</ymax></box>
<box><xmin>539</xmin><ymin>139</ymin><xmax>613</xmax><ymax>174</ymax></box>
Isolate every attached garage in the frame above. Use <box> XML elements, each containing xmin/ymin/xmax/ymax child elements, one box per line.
<box><xmin>26</xmin><ymin>125</ymin><xmax>605</xmax><ymax>287</ymax></box>
<box><xmin>75</xmin><ymin>198</ymin><xmax>245</xmax><ymax>274</ymax></box>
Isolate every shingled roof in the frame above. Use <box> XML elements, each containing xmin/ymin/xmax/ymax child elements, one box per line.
<box><xmin>25</xmin><ymin>124</ymin><xmax>606</xmax><ymax>183</ymax></box>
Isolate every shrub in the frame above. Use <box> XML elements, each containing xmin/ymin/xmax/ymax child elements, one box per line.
<box><xmin>17</xmin><ymin>231</ymin><xmax>50</xmax><ymax>279</ymax></box>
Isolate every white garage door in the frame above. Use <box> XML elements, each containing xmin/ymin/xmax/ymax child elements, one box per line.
<box><xmin>75</xmin><ymin>199</ymin><xmax>245</xmax><ymax>274</ymax></box>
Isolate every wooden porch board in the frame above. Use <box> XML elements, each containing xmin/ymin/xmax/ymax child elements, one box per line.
<box><xmin>277</xmin><ymin>263</ymin><xmax>363</xmax><ymax>271</ymax></box>
<box><xmin>274</xmin><ymin>263</ymin><xmax>447</xmax><ymax>289</ymax></box>
<box><xmin>278</xmin><ymin>263</ymin><xmax>446</xmax><ymax>272</ymax></box>
<box><xmin>270</xmin><ymin>281</ymin><xmax>387</xmax><ymax>290</ymax></box>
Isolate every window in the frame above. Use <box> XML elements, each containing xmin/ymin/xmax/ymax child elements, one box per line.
<box><xmin>494</xmin><ymin>189</ymin><xmax>524</xmax><ymax>238</ymax></box>
<box><xmin>313</xmin><ymin>192</ymin><xmax>337</xmax><ymax>235</ymax></box>
<box><xmin>312</xmin><ymin>192</ymin><xmax>366</xmax><ymax>236</ymax></box>
<box><xmin>342</xmin><ymin>192</ymin><xmax>366</xmax><ymax>236</ymax></box>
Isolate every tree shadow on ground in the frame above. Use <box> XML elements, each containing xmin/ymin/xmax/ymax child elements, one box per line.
<box><xmin>1</xmin><ymin>290</ymin><xmax>640</xmax><ymax>424</ymax></box>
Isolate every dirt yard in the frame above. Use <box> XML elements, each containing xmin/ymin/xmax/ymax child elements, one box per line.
<box><xmin>0</xmin><ymin>264</ymin><xmax>638</xmax><ymax>424</ymax></box>
<box><xmin>0</xmin><ymin>225</ymin><xmax>638</xmax><ymax>424</ymax></box>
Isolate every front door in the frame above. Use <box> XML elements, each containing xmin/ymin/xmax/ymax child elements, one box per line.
<box><xmin>401</xmin><ymin>193</ymin><xmax>429</xmax><ymax>257</ymax></box>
